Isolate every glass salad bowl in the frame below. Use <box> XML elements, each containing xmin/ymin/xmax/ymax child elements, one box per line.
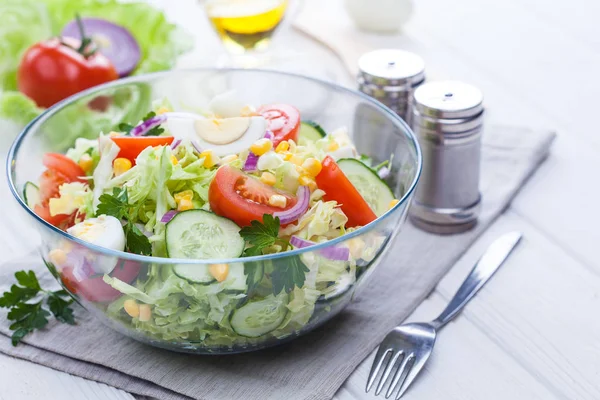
<box><xmin>7</xmin><ymin>69</ymin><xmax>421</xmax><ymax>354</ymax></box>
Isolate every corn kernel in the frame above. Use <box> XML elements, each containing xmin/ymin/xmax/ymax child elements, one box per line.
<box><xmin>388</xmin><ymin>199</ymin><xmax>400</xmax><ymax>209</ymax></box>
<box><xmin>307</xmin><ymin>180</ymin><xmax>318</xmax><ymax>191</ymax></box>
<box><xmin>302</xmin><ymin>158</ymin><xmax>322</xmax><ymax>177</ymax></box>
<box><xmin>209</xmin><ymin>264</ymin><xmax>229</xmax><ymax>282</ymax></box>
<box><xmin>48</xmin><ymin>248</ymin><xmax>67</xmax><ymax>266</ymax></box>
<box><xmin>170</xmin><ymin>155</ymin><xmax>179</xmax><ymax>165</ymax></box>
<box><xmin>327</xmin><ymin>141</ymin><xmax>339</xmax><ymax>151</ymax></box>
<box><xmin>138</xmin><ymin>304</ymin><xmax>152</xmax><ymax>322</ymax></box>
<box><xmin>221</xmin><ymin>154</ymin><xmax>238</xmax><ymax>164</ymax></box>
<box><xmin>275</xmin><ymin>141</ymin><xmax>290</xmax><ymax>153</ymax></box>
<box><xmin>288</xmin><ymin>139</ymin><xmax>297</xmax><ymax>153</ymax></box>
<box><xmin>113</xmin><ymin>158</ymin><xmax>132</xmax><ymax>176</ymax></box>
<box><xmin>177</xmin><ymin>199</ymin><xmax>194</xmax><ymax>212</ymax></box>
<box><xmin>109</xmin><ymin>131</ymin><xmax>121</xmax><ymax>138</ymax></box>
<box><xmin>199</xmin><ymin>150</ymin><xmax>220</xmax><ymax>168</ymax></box>
<box><xmin>299</xmin><ymin>175</ymin><xmax>316</xmax><ymax>188</ymax></box>
<box><xmin>289</xmin><ymin>155</ymin><xmax>303</xmax><ymax>166</ymax></box>
<box><xmin>78</xmin><ymin>154</ymin><xmax>94</xmax><ymax>173</ymax></box>
<box><xmin>260</xmin><ymin>172</ymin><xmax>276</xmax><ymax>186</ymax></box>
<box><xmin>295</xmin><ymin>165</ymin><xmax>306</xmax><ymax>175</ymax></box>
<box><xmin>124</xmin><ymin>299</ymin><xmax>140</xmax><ymax>318</ymax></box>
<box><xmin>250</xmin><ymin>139</ymin><xmax>273</xmax><ymax>156</ymax></box>
<box><xmin>282</xmin><ymin>152</ymin><xmax>293</xmax><ymax>161</ymax></box>
<box><xmin>174</xmin><ymin>190</ymin><xmax>194</xmax><ymax>203</ymax></box>
<box><xmin>156</xmin><ymin>106</ymin><xmax>170</xmax><ymax>115</ymax></box>
<box><xmin>268</xmin><ymin>194</ymin><xmax>287</xmax><ymax>208</ymax></box>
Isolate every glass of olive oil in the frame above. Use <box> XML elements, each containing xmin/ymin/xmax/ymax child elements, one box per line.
<box><xmin>203</xmin><ymin>0</ymin><xmax>298</xmax><ymax>67</ymax></box>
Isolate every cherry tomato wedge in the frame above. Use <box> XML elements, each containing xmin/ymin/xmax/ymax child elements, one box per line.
<box><xmin>42</xmin><ymin>153</ymin><xmax>85</xmax><ymax>183</ymax></box>
<box><xmin>209</xmin><ymin>165</ymin><xmax>297</xmax><ymax>227</ymax></box>
<box><xmin>315</xmin><ymin>156</ymin><xmax>377</xmax><ymax>227</ymax></box>
<box><xmin>34</xmin><ymin>204</ymin><xmax>72</xmax><ymax>227</ymax></box>
<box><xmin>258</xmin><ymin>104</ymin><xmax>300</xmax><ymax>147</ymax></box>
<box><xmin>111</xmin><ymin>136</ymin><xmax>175</xmax><ymax>163</ymax></box>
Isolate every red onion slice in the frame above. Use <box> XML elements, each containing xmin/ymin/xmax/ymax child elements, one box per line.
<box><xmin>191</xmin><ymin>140</ymin><xmax>203</xmax><ymax>154</ymax></box>
<box><xmin>244</xmin><ymin>152</ymin><xmax>259</xmax><ymax>172</ymax></box>
<box><xmin>273</xmin><ymin>186</ymin><xmax>310</xmax><ymax>225</ymax></box>
<box><xmin>130</xmin><ymin>115</ymin><xmax>166</xmax><ymax>136</ymax></box>
<box><xmin>62</xmin><ymin>18</ymin><xmax>141</xmax><ymax>77</ymax></box>
<box><xmin>160</xmin><ymin>210</ymin><xmax>178</xmax><ymax>224</ymax></box>
<box><xmin>170</xmin><ymin>139</ymin><xmax>182</xmax><ymax>149</ymax></box>
<box><xmin>290</xmin><ymin>236</ymin><xmax>350</xmax><ymax>261</ymax></box>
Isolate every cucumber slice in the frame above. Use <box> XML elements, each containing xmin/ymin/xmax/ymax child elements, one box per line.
<box><xmin>174</xmin><ymin>264</ymin><xmax>215</xmax><ymax>284</ymax></box>
<box><xmin>230</xmin><ymin>294</ymin><xmax>288</xmax><ymax>337</ymax></box>
<box><xmin>298</xmin><ymin>121</ymin><xmax>327</xmax><ymax>144</ymax></box>
<box><xmin>23</xmin><ymin>182</ymin><xmax>41</xmax><ymax>208</ymax></box>
<box><xmin>337</xmin><ymin>158</ymin><xmax>395</xmax><ymax>217</ymax></box>
<box><xmin>166</xmin><ymin>210</ymin><xmax>244</xmax><ymax>259</ymax></box>
<box><xmin>222</xmin><ymin>263</ymin><xmax>247</xmax><ymax>292</ymax></box>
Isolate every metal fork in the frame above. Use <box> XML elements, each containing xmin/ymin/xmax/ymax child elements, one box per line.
<box><xmin>366</xmin><ymin>231</ymin><xmax>523</xmax><ymax>399</ymax></box>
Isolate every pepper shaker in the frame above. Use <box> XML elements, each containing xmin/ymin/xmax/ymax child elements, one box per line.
<box><xmin>357</xmin><ymin>49</ymin><xmax>425</xmax><ymax>124</ymax></box>
<box><xmin>409</xmin><ymin>80</ymin><xmax>484</xmax><ymax>234</ymax></box>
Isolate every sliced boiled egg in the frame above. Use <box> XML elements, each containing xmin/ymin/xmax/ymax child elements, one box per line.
<box><xmin>67</xmin><ymin>215</ymin><xmax>126</xmax><ymax>253</ymax></box>
<box><xmin>194</xmin><ymin>117</ymin><xmax>267</xmax><ymax>156</ymax></box>
<box><xmin>165</xmin><ymin>115</ymin><xmax>267</xmax><ymax>157</ymax></box>
<box><xmin>327</xmin><ymin>127</ymin><xmax>359</xmax><ymax>160</ymax></box>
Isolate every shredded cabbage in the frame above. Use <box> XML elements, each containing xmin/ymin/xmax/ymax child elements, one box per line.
<box><xmin>280</xmin><ymin>200</ymin><xmax>348</xmax><ymax>241</ymax></box>
<box><xmin>92</xmin><ymin>135</ymin><xmax>120</xmax><ymax>211</ymax></box>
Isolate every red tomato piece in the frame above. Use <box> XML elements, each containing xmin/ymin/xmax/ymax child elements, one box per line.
<box><xmin>258</xmin><ymin>104</ymin><xmax>300</xmax><ymax>147</ymax></box>
<box><xmin>42</xmin><ymin>153</ymin><xmax>85</xmax><ymax>183</ymax></box>
<box><xmin>209</xmin><ymin>165</ymin><xmax>297</xmax><ymax>227</ymax></box>
<box><xmin>111</xmin><ymin>136</ymin><xmax>175</xmax><ymax>163</ymax></box>
<box><xmin>17</xmin><ymin>37</ymin><xmax>118</xmax><ymax>108</ymax></box>
<box><xmin>315</xmin><ymin>156</ymin><xmax>377</xmax><ymax>227</ymax></box>
<box><xmin>60</xmin><ymin>260</ymin><xmax>142</xmax><ymax>303</ymax></box>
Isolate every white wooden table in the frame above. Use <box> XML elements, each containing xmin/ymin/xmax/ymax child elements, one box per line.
<box><xmin>1</xmin><ymin>0</ymin><xmax>599</xmax><ymax>399</ymax></box>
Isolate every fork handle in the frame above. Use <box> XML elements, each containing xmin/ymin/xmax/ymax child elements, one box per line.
<box><xmin>431</xmin><ymin>231</ymin><xmax>523</xmax><ymax>330</ymax></box>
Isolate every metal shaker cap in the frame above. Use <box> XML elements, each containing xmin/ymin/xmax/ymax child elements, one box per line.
<box><xmin>413</xmin><ymin>81</ymin><xmax>483</xmax><ymax>119</ymax></box>
<box><xmin>358</xmin><ymin>49</ymin><xmax>425</xmax><ymax>87</ymax></box>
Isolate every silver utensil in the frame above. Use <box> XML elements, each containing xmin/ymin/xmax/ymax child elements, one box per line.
<box><xmin>366</xmin><ymin>231</ymin><xmax>523</xmax><ymax>399</ymax></box>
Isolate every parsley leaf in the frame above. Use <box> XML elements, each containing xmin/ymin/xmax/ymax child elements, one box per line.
<box><xmin>97</xmin><ymin>188</ymin><xmax>152</xmax><ymax>256</ymax></box>
<box><xmin>125</xmin><ymin>223</ymin><xmax>152</xmax><ymax>255</ymax></box>
<box><xmin>47</xmin><ymin>291</ymin><xmax>76</xmax><ymax>325</ymax></box>
<box><xmin>97</xmin><ymin>188</ymin><xmax>129</xmax><ymax>219</ymax></box>
<box><xmin>239</xmin><ymin>214</ymin><xmax>289</xmax><ymax>256</ymax></box>
<box><xmin>271</xmin><ymin>256</ymin><xmax>310</xmax><ymax>295</ymax></box>
<box><xmin>118</xmin><ymin>111</ymin><xmax>164</xmax><ymax>136</ymax></box>
<box><xmin>0</xmin><ymin>270</ymin><xmax>76</xmax><ymax>346</ymax></box>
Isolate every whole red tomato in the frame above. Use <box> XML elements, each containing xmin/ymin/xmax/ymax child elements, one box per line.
<box><xmin>17</xmin><ymin>37</ymin><xmax>118</xmax><ymax>108</ymax></box>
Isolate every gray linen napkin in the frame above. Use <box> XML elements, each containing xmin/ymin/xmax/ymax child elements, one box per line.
<box><xmin>0</xmin><ymin>125</ymin><xmax>555</xmax><ymax>400</ymax></box>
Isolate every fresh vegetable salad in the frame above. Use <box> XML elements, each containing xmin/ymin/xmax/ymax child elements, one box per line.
<box><xmin>31</xmin><ymin>93</ymin><xmax>398</xmax><ymax>347</ymax></box>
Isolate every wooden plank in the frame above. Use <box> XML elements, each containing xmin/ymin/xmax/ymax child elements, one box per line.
<box><xmin>336</xmin><ymin>292</ymin><xmax>560</xmax><ymax>400</ymax></box>
<box><xmin>0</xmin><ymin>353</ymin><xmax>134</xmax><ymax>400</ymax></box>
<box><xmin>433</xmin><ymin>210</ymin><xmax>600</xmax><ymax>400</ymax></box>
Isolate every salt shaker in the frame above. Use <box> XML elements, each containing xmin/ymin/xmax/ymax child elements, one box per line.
<box><xmin>357</xmin><ymin>49</ymin><xmax>425</xmax><ymax>124</ymax></box>
<box><xmin>409</xmin><ymin>80</ymin><xmax>484</xmax><ymax>234</ymax></box>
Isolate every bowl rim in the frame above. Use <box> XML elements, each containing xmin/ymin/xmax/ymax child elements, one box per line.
<box><xmin>7</xmin><ymin>67</ymin><xmax>422</xmax><ymax>265</ymax></box>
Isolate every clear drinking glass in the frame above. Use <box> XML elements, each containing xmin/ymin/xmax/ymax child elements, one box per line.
<box><xmin>7</xmin><ymin>69</ymin><xmax>422</xmax><ymax>354</ymax></box>
<box><xmin>201</xmin><ymin>0</ymin><xmax>301</xmax><ymax>68</ymax></box>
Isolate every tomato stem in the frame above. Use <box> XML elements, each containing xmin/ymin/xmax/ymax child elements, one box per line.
<box><xmin>74</xmin><ymin>14</ymin><xmax>97</xmax><ymax>58</ymax></box>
